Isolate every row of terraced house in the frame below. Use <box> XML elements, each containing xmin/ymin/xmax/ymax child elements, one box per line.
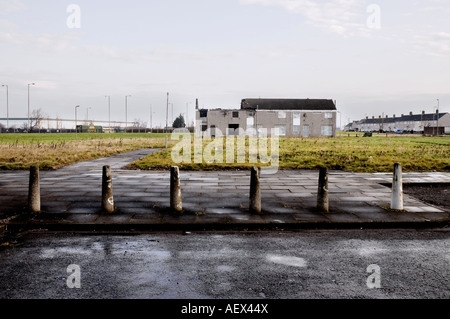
<box><xmin>345</xmin><ymin>111</ymin><xmax>450</xmax><ymax>135</ymax></box>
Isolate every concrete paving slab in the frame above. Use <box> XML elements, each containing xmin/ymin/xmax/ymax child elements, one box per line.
<box><xmin>1</xmin><ymin>149</ymin><xmax>449</xmax><ymax>231</ymax></box>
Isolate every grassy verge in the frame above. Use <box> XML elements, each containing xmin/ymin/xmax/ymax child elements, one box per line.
<box><xmin>127</xmin><ymin>133</ymin><xmax>450</xmax><ymax>173</ymax></box>
<box><xmin>0</xmin><ymin>133</ymin><xmax>171</xmax><ymax>170</ymax></box>
<box><xmin>1</xmin><ymin>133</ymin><xmax>449</xmax><ymax>172</ymax></box>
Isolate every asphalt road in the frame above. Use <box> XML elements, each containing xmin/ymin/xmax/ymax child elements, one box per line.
<box><xmin>0</xmin><ymin>228</ymin><xmax>448</xmax><ymax>303</ymax></box>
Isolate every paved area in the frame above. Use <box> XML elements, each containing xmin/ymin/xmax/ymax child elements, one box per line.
<box><xmin>1</xmin><ymin>148</ymin><xmax>449</xmax><ymax>230</ymax></box>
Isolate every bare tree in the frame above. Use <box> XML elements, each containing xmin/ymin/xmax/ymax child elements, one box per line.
<box><xmin>132</xmin><ymin>118</ymin><xmax>147</xmax><ymax>133</ymax></box>
<box><xmin>27</xmin><ymin>108</ymin><xmax>47</xmax><ymax>132</ymax></box>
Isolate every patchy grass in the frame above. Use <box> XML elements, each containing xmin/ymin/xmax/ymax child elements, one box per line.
<box><xmin>0</xmin><ymin>133</ymin><xmax>171</xmax><ymax>170</ymax></box>
<box><xmin>128</xmin><ymin>133</ymin><xmax>450</xmax><ymax>173</ymax></box>
<box><xmin>1</xmin><ymin>133</ymin><xmax>449</xmax><ymax>172</ymax></box>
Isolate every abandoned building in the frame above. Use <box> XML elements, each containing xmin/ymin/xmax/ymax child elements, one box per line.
<box><xmin>195</xmin><ymin>98</ymin><xmax>338</xmax><ymax>137</ymax></box>
<box><xmin>345</xmin><ymin>111</ymin><xmax>450</xmax><ymax>135</ymax></box>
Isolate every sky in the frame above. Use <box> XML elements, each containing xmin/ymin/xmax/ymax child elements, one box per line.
<box><xmin>1</xmin><ymin>0</ymin><xmax>450</xmax><ymax>128</ymax></box>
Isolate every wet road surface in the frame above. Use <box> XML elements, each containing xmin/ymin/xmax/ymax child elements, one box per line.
<box><xmin>0</xmin><ymin>229</ymin><xmax>448</xmax><ymax>300</ymax></box>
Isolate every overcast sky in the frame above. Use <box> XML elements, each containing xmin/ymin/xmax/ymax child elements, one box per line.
<box><xmin>1</xmin><ymin>0</ymin><xmax>449</xmax><ymax>128</ymax></box>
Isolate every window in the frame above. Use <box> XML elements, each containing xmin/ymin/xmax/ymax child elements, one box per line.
<box><xmin>228</xmin><ymin>124</ymin><xmax>239</xmax><ymax>136</ymax></box>
<box><xmin>274</xmin><ymin>125</ymin><xmax>286</xmax><ymax>136</ymax></box>
<box><xmin>257</xmin><ymin>124</ymin><xmax>264</xmax><ymax>137</ymax></box>
<box><xmin>293</xmin><ymin>112</ymin><xmax>301</xmax><ymax>133</ymax></box>
<box><xmin>321</xmin><ymin>125</ymin><xmax>333</xmax><ymax>137</ymax></box>
<box><xmin>232</xmin><ymin>111</ymin><xmax>239</xmax><ymax>118</ymax></box>
<box><xmin>210</xmin><ymin>125</ymin><xmax>216</xmax><ymax>137</ymax></box>
<box><xmin>200</xmin><ymin>109</ymin><xmax>208</xmax><ymax>118</ymax></box>
<box><xmin>325</xmin><ymin>112</ymin><xmax>333</xmax><ymax>119</ymax></box>
<box><xmin>278</xmin><ymin>111</ymin><xmax>286</xmax><ymax>119</ymax></box>
<box><xmin>247</xmin><ymin>117</ymin><xmax>254</xmax><ymax>130</ymax></box>
<box><xmin>303</xmin><ymin>125</ymin><xmax>310</xmax><ymax>137</ymax></box>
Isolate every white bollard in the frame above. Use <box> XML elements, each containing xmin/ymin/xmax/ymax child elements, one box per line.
<box><xmin>391</xmin><ymin>163</ymin><xmax>403</xmax><ymax>210</ymax></box>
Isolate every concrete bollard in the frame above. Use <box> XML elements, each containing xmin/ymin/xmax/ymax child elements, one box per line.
<box><xmin>317</xmin><ymin>167</ymin><xmax>329</xmax><ymax>213</ymax></box>
<box><xmin>102</xmin><ymin>165</ymin><xmax>115</xmax><ymax>213</ymax></box>
<box><xmin>391</xmin><ymin>163</ymin><xmax>403</xmax><ymax>210</ymax></box>
<box><xmin>249</xmin><ymin>167</ymin><xmax>261</xmax><ymax>214</ymax></box>
<box><xmin>170</xmin><ymin>166</ymin><xmax>182</xmax><ymax>212</ymax></box>
<box><xmin>28</xmin><ymin>165</ymin><xmax>41</xmax><ymax>213</ymax></box>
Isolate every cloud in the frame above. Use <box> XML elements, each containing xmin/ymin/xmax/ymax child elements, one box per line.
<box><xmin>0</xmin><ymin>0</ymin><xmax>26</xmax><ymax>14</ymax></box>
<box><xmin>412</xmin><ymin>31</ymin><xmax>450</xmax><ymax>57</ymax></box>
<box><xmin>0</xmin><ymin>31</ymin><xmax>81</xmax><ymax>53</ymax></box>
<box><xmin>239</xmin><ymin>0</ymin><xmax>373</xmax><ymax>37</ymax></box>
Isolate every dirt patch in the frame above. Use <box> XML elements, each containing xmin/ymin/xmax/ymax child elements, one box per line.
<box><xmin>402</xmin><ymin>183</ymin><xmax>450</xmax><ymax>211</ymax></box>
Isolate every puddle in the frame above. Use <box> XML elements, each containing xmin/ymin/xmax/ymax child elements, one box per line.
<box><xmin>266</xmin><ymin>254</ymin><xmax>307</xmax><ymax>268</ymax></box>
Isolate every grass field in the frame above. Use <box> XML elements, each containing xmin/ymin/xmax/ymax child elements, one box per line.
<box><xmin>0</xmin><ymin>133</ymin><xmax>172</xmax><ymax>170</ymax></box>
<box><xmin>0</xmin><ymin>132</ymin><xmax>449</xmax><ymax>172</ymax></box>
<box><xmin>127</xmin><ymin>133</ymin><xmax>450</xmax><ymax>173</ymax></box>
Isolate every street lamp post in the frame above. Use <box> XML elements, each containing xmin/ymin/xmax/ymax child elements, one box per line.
<box><xmin>28</xmin><ymin>83</ymin><xmax>35</xmax><ymax>132</ymax></box>
<box><xmin>1</xmin><ymin>85</ymin><xmax>8</xmax><ymax>132</ymax></box>
<box><xmin>105</xmin><ymin>96</ymin><xmax>111</xmax><ymax>133</ymax></box>
<box><xmin>125</xmin><ymin>95</ymin><xmax>131</xmax><ymax>132</ymax></box>
<box><xmin>436</xmin><ymin>99</ymin><xmax>440</xmax><ymax>136</ymax></box>
<box><xmin>75</xmin><ymin>105</ymin><xmax>80</xmax><ymax>139</ymax></box>
<box><xmin>166</xmin><ymin>92</ymin><xmax>169</xmax><ymax>133</ymax></box>
<box><xmin>86</xmin><ymin>107</ymin><xmax>91</xmax><ymax>123</ymax></box>
<box><xmin>186</xmin><ymin>102</ymin><xmax>191</xmax><ymax>129</ymax></box>
<box><xmin>150</xmin><ymin>104</ymin><xmax>153</xmax><ymax>133</ymax></box>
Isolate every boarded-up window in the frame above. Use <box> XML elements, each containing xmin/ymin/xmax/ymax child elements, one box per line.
<box><xmin>247</xmin><ymin>117</ymin><xmax>254</xmax><ymax>129</ymax></box>
<box><xmin>321</xmin><ymin>125</ymin><xmax>333</xmax><ymax>136</ymax></box>
<box><xmin>293</xmin><ymin>112</ymin><xmax>301</xmax><ymax>133</ymax></box>
<box><xmin>274</xmin><ymin>125</ymin><xmax>286</xmax><ymax>136</ymax></box>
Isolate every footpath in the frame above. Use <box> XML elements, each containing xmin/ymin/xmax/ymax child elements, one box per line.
<box><xmin>1</xmin><ymin>148</ymin><xmax>449</xmax><ymax>231</ymax></box>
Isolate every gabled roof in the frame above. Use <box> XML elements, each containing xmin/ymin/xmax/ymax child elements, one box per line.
<box><xmin>359</xmin><ymin>113</ymin><xmax>447</xmax><ymax>124</ymax></box>
<box><xmin>241</xmin><ymin>99</ymin><xmax>337</xmax><ymax>111</ymax></box>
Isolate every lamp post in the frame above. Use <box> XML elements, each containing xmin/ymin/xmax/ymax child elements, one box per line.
<box><xmin>28</xmin><ymin>83</ymin><xmax>35</xmax><ymax>132</ymax></box>
<box><xmin>125</xmin><ymin>95</ymin><xmax>131</xmax><ymax>132</ymax></box>
<box><xmin>75</xmin><ymin>105</ymin><xmax>80</xmax><ymax>139</ymax></box>
<box><xmin>105</xmin><ymin>96</ymin><xmax>111</xmax><ymax>133</ymax></box>
<box><xmin>1</xmin><ymin>85</ymin><xmax>7</xmax><ymax>132</ymax></box>
<box><xmin>166</xmin><ymin>92</ymin><xmax>169</xmax><ymax>133</ymax></box>
<box><xmin>436</xmin><ymin>99</ymin><xmax>440</xmax><ymax>136</ymax></box>
<box><xmin>86</xmin><ymin>107</ymin><xmax>91</xmax><ymax>123</ymax></box>
<box><xmin>186</xmin><ymin>102</ymin><xmax>191</xmax><ymax>129</ymax></box>
<box><xmin>150</xmin><ymin>104</ymin><xmax>154</xmax><ymax>133</ymax></box>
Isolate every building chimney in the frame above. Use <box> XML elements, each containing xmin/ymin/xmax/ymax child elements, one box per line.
<box><xmin>410</xmin><ymin>112</ymin><xmax>413</xmax><ymax>116</ymax></box>
<box><xmin>422</xmin><ymin>111</ymin><xmax>425</xmax><ymax>115</ymax></box>
<box><xmin>196</xmin><ymin>98</ymin><xmax>199</xmax><ymax>110</ymax></box>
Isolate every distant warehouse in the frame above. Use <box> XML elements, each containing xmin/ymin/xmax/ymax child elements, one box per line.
<box><xmin>195</xmin><ymin>98</ymin><xmax>337</xmax><ymax>137</ymax></box>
